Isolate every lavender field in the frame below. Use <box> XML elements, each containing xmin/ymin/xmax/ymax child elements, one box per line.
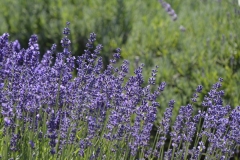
<box><xmin>0</xmin><ymin>21</ymin><xmax>240</xmax><ymax>159</ymax></box>
<box><xmin>1</xmin><ymin>0</ymin><xmax>240</xmax><ymax>159</ymax></box>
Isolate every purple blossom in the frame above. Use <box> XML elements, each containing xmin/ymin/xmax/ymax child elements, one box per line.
<box><xmin>4</xmin><ymin>117</ymin><xmax>11</xmax><ymax>126</ymax></box>
<box><xmin>61</xmin><ymin>22</ymin><xmax>71</xmax><ymax>55</ymax></box>
<box><xmin>12</xmin><ymin>40</ymin><xmax>21</xmax><ymax>52</ymax></box>
<box><xmin>159</xmin><ymin>0</ymin><xmax>178</xmax><ymax>21</ymax></box>
<box><xmin>29</xmin><ymin>140</ymin><xmax>35</xmax><ymax>149</ymax></box>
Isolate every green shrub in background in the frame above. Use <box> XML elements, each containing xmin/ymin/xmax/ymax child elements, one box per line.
<box><xmin>0</xmin><ymin>0</ymin><xmax>133</xmax><ymax>66</ymax></box>
<box><xmin>122</xmin><ymin>0</ymin><xmax>240</xmax><ymax>118</ymax></box>
<box><xmin>0</xmin><ymin>0</ymin><xmax>239</xmax><ymax>120</ymax></box>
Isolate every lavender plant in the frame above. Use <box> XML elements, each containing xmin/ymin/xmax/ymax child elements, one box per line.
<box><xmin>158</xmin><ymin>0</ymin><xmax>177</xmax><ymax>21</ymax></box>
<box><xmin>0</xmin><ymin>22</ymin><xmax>239</xmax><ymax>160</ymax></box>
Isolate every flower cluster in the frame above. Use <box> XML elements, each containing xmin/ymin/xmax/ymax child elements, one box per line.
<box><xmin>0</xmin><ymin>22</ymin><xmax>166</xmax><ymax>159</ymax></box>
<box><xmin>158</xmin><ymin>0</ymin><xmax>178</xmax><ymax>21</ymax></box>
<box><xmin>0</xmin><ymin>22</ymin><xmax>239</xmax><ymax>160</ymax></box>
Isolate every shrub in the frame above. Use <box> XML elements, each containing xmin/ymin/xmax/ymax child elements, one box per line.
<box><xmin>0</xmin><ymin>22</ymin><xmax>239</xmax><ymax>160</ymax></box>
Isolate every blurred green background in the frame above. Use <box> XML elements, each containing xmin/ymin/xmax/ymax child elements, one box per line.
<box><xmin>0</xmin><ymin>0</ymin><xmax>240</xmax><ymax>120</ymax></box>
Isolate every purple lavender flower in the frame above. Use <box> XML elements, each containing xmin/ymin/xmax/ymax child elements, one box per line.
<box><xmin>0</xmin><ymin>33</ymin><xmax>9</xmax><ymax>47</ymax></box>
<box><xmin>29</xmin><ymin>140</ymin><xmax>35</xmax><ymax>149</ymax></box>
<box><xmin>10</xmin><ymin>134</ymin><xmax>19</xmax><ymax>151</ymax></box>
<box><xmin>4</xmin><ymin>117</ymin><xmax>11</xmax><ymax>126</ymax></box>
<box><xmin>61</xmin><ymin>22</ymin><xmax>71</xmax><ymax>55</ymax></box>
<box><xmin>158</xmin><ymin>82</ymin><xmax>166</xmax><ymax>91</ymax></box>
<box><xmin>156</xmin><ymin>100</ymin><xmax>175</xmax><ymax>152</ymax></box>
<box><xmin>12</xmin><ymin>40</ymin><xmax>21</xmax><ymax>52</ymax></box>
<box><xmin>158</xmin><ymin>0</ymin><xmax>178</xmax><ymax>21</ymax></box>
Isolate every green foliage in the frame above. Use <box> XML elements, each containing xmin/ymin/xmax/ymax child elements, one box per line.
<box><xmin>121</xmin><ymin>0</ymin><xmax>240</xmax><ymax>115</ymax></box>
<box><xmin>0</xmin><ymin>0</ymin><xmax>133</xmax><ymax>67</ymax></box>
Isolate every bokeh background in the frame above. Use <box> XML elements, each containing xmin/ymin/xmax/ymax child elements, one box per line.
<box><xmin>0</xmin><ymin>0</ymin><xmax>239</xmax><ymax>122</ymax></box>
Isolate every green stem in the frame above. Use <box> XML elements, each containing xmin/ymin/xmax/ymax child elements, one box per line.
<box><xmin>170</xmin><ymin>147</ymin><xmax>176</xmax><ymax>160</ymax></box>
<box><xmin>183</xmin><ymin>143</ymin><xmax>190</xmax><ymax>160</ymax></box>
